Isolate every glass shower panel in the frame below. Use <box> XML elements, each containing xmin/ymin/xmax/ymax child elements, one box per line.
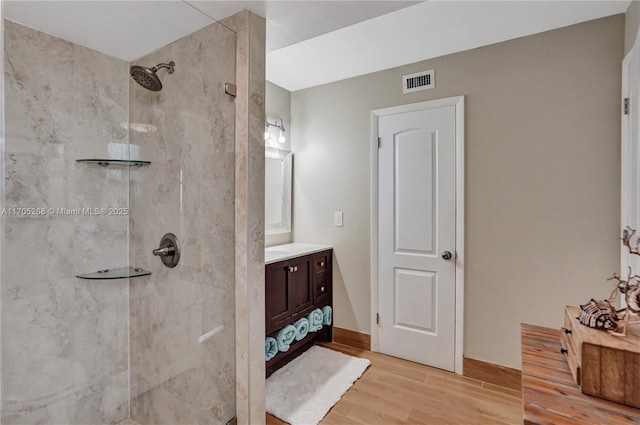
<box><xmin>127</xmin><ymin>20</ymin><xmax>237</xmax><ymax>425</ymax></box>
<box><xmin>1</xmin><ymin>19</ymin><xmax>131</xmax><ymax>424</ymax></box>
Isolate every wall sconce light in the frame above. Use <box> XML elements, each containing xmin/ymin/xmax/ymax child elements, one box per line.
<box><xmin>265</xmin><ymin>117</ymin><xmax>286</xmax><ymax>144</ymax></box>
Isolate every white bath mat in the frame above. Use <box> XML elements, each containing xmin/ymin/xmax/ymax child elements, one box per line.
<box><xmin>266</xmin><ymin>345</ymin><xmax>371</xmax><ymax>425</ymax></box>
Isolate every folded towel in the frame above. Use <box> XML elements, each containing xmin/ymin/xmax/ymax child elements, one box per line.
<box><xmin>265</xmin><ymin>337</ymin><xmax>278</xmax><ymax>361</ymax></box>
<box><xmin>308</xmin><ymin>308</ymin><xmax>324</xmax><ymax>332</ymax></box>
<box><xmin>321</xmin><ymin>305</ymin><xmax>332</xmax><ymax>326</ymax></box>
<box><xmin>294</xmin><ymin>317</ymin><xmax>309</xmax><ymax>341</ymax></box>
<box><xmin>276</xmin><ymin>324</ymin><xmax>297</xmax><ymax>352</ymax></box>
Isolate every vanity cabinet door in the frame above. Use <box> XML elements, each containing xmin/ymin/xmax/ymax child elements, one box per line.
<box><xmin>265</xmin><ymin>260</ymin><xmax>290</xmax><ymax>331</ymax></box>
<box><xmin>288</xmin><ymin>255</ymin><xmax>313</xmax><ymax>314</ymax></box>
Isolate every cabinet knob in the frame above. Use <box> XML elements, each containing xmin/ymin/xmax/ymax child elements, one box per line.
<box><xmin>562</xmin><ymin>327</ymin><xmax>572</xmax><ymax>335</ymax></box>
<box><xmin>320</xmin><ymin>286</ymin><xmax>325</xmax><ymax>292</ymax></box>
<box><xmin>560</xmin><ymin>348</ymin><xmax>568</xmax><ymax>355</ymax></box>
<box><xmin>319</xmin><ymin>261</ymin><xmax>325</xmax><ymax>267</ymax></box>
<box><xmin>294</xmin><ymin>266</ymin><xmax>298</xmax><ymax>272</ymax></box>
<box><xmin>287</xmin><ymin>266</ymin><xmax>294</xmax><ymax>273</ymax></box>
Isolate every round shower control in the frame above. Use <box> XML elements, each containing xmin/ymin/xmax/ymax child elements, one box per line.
<box><xmin>152</xmin><ymin>233</ymin><xmax>180</xmax><ymax>268</ymax></box>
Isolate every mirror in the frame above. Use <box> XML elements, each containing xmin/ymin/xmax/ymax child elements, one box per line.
<box><xmin>265</xmin><ymin>147</ymin><xmax>292</xmax><ymax>234</ymax></box>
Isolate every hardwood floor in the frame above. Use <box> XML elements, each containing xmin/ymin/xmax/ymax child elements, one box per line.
<box><xmin>266</xmin><ymin>343</ymin><xmax>523</xmax><ymax>425</ymax></box>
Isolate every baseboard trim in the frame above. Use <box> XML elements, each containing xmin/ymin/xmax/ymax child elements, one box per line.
<box><xmin>333</xmin><ymin>327</ymin><xmax>371</xmax><ymax>351</ymax></box>
<box><xmin>463</xmin><ymin>356</ymin><xmax>521</xmax><ymax>391</ymax></box>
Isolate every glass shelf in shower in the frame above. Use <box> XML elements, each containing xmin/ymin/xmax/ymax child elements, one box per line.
<box><xmin>76</xmin><ymin>266</ymin><xmax>151</xmax><ymax>280</ymax></box>
<box><xmin>76</xmin><ymin>159</ymin><xmax>151</xmax><ymax>167</ymax></box>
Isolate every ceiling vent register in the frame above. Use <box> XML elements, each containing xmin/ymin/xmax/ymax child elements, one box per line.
<box><xmin>403</xmin><ymin>69</ymin><xmax>435</xmax><ymax>94</ymax></box>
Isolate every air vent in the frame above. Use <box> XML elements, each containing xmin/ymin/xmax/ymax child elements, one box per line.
<box><xmin>403</xmin><ymin>69</ymin><xmax>435</xmax><ymax>94</ymax></box>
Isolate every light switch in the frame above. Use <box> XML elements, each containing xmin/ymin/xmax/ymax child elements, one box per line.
<box><xmin>334</xmin><ymin>211</ymin><xmax>343</xmax><ymax>227</ymax></box>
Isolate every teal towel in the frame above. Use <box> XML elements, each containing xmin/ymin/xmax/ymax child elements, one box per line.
<box><xmin>294</xmin><ymin>317</ymin><xmax>309</xmax><ymax>341</ymax></box>
<box><xmin>308</xmin><ymin>308</ymin><xmax>324</xmax><ymax>332</ymax></box>
<box><xmin>322</xmin><ymin>305</ymin><xmax>332</xmax><ymax>326</ymax></box>
<box><xmin>277</xmin><ymin>324</ymin><xmax>297</xmax><ymax>352</ymax></box>
<box><xmin>265</xmin><ymin>337</ymin><xmax>278</xmax><ymax>361</ymax></box>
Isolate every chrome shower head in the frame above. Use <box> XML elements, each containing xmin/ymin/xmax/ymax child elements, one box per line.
<box><xmin>130</xmin><ymin>61</ymin><xmax>175</xmax><ymax>92</ymax></box>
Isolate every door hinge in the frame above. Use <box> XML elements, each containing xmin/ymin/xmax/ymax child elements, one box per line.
<box><xmin>624</xmin><ymin>97</ymin><xmax>629</xmax><ymax>115</ymax></box>
<box><xmin>377</xmin><ymin>137</ymin><xmax>381</xmax><ymax>149</ymax></box>
<box><xmin>376</xmin><ymin>313</ymin><xmax>380</xmax><ymax>325</ymax></box>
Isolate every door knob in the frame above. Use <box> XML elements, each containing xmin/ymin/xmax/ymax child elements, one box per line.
<box><xmin>441</xmin><ymin>251</ymin><xmax>453</xmax><ymax>260</ymax></box>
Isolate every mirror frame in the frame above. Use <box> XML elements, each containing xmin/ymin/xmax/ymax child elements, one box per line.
<box><xmin>265</xmin><ymin>147</ymin><xmax>292</xmax><ymax>235</ymax></box>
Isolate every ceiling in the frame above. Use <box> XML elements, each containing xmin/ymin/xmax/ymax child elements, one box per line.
<box><xmin>267</xmin><ymin>0</ymin><xmax>631</xmax><ymax>91</ymax></box>
<box><xmin>4</xmin><ymin>1</ymin><xmax>632</xmax><ymax>92</ymax></box>
<box><xmin>190</xmin><ymin>1</ymin><xmax>421</xmax><ymax>52</ymax></box>
<box><xmin>3</xmin><ymin>1</ymin><xmax>419</xmax><ymax>60</ymax></box>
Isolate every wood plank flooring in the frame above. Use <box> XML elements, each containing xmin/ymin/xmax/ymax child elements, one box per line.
<box><xmin>266</xmin><ymin>343</ymin><xmax>523</xmax><ymax>425</ymax></box>
<box><xmin>521</xmin><ymin>324</ymin><xmax>640</xmax><ymax>425</ymax></box>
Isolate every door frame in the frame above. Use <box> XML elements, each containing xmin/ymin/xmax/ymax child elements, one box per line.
<box><xmin>370</xmin><ymin>96</ymin><xmax>465</xmax><ymax>374</ymax></box>
<box><xmin>621</xmin><ymin>46</ymin><xmax>632</xmax><ymax>283</ymax></box>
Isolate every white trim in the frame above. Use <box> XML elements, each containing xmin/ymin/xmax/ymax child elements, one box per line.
<box><xmin>622</xmin><ymin>47</ymin><xmax>631</xmax><ymax>286</ymax></box>
<box><xmin>370</xmin><ymin>96</ymin><xmax>465</xmax><ymax>374</ymax></box>
<box><xmin>370</xmin><ymin>113</ymin><xmax>379</xmax><ymax>352</ymax></box>
<box><xmin>0</xmin><ymin>0</ymin><xmax>5</xmax><ymax>412</ymax></box>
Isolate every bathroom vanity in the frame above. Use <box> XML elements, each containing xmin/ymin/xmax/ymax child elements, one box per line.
<box><xmin>265</xmin><ymin>243</ymin><xmax>333</xmax><ymax>377</ymax></box>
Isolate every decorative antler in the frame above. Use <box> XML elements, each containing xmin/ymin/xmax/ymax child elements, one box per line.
<box><xmin>606</xmin><ymin>227</ymin><xmax>640</xmax><ymax>336</ymax></box>
<box><xmin>622</xmin><ymin>226</ymin><xmax>640</xmax><ymax>255</ymax></box>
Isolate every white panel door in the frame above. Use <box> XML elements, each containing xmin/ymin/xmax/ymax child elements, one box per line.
<box><xmin>622</xmin><ymin>46</ymin><xmax>640</xmax><ymax>277</ymax></box>
<box><xmin>378</xmin><ymin>105</ymin><xmax>456</xmax><ymax>371</ymax></box>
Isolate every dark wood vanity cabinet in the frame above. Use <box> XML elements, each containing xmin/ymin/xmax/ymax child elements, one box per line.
<box><xmin>265</xmin><ymin>249</ymin><xmax>333</xmax><ymax>376</ymax></box>
<box><xmin>265</xmin><ymin>255</ymin><xmax>314</xmax><ymax>331</ymax></box>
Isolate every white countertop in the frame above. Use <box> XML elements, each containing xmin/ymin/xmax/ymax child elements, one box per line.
<box><xmin>265</xmin><ymin>243</ymin><xmax>332</xmax><ymax>265</ymax></box>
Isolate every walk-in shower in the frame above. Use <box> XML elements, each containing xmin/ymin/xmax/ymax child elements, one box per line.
<box><xmin>130</xmin><ymin>61</ymin><xmax>175</xmax><ymax>92</ymax></box>
<box><xmin>2</xmin><ymin>4</ymin><xmax>239</xmax><ymax>424</ymax></box>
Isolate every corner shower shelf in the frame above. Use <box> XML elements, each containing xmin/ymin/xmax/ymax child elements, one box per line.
<box><xmin>76</xmin><ymin>159</ymin><xmax>151</xmax><ymax>167</ymax></box>
<box><xmin>76</xmin><ymin>266</ymin><xmax>151</xmax><ymax>280</ymax></box>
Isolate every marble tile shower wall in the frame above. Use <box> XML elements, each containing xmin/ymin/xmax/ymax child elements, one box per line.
<box><xmin>2</xmin><ymin>20</ymin><xmax>130</xmax><ymax>424</ymax></box>
<box><xmin>128</xmin><ymin>22</ymin><xmax>237</xmax><ymax>425</ymax></box>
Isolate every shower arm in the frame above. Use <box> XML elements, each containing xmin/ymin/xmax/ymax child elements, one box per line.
<box><xmin>154</xmin><ymin>62</ymin><xmax>175</xmax><ymax>74</ymax></box>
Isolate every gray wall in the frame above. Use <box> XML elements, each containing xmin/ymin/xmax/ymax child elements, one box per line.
<box><xmin>291</xmin><ymin>15</ymin><xmax>624</xmax><ymax>369</ymax></box>
<box><xmin>265</xmin><ymin>81</ymin><xmax>293</xmax><ymax>247</ymax></box>
<box><xmin>128</xmin><ymin>21</ymin><xmax>237</xmax><ymax>425</ymax></box>
<box><xmin>2</xmin><ymin>20</ymin><xmax>130</xmax><ymax>424</ymax></box>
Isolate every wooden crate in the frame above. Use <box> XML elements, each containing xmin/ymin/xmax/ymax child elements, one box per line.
<box><xmin>561</xmin><ymin>305</ymin><xmax>640</xmax><ymax>408</ymax></box>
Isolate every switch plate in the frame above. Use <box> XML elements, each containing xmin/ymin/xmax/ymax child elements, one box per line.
<box><xmin>334</xmin><ymin>211</ymin><xmax>343</xmax><ymax>227</ymax></box>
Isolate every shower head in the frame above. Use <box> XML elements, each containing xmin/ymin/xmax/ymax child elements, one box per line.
<box><xmin>130</xmin><ymin>61</ymin><xmax>175</xmax><ymax>92</ymax></box>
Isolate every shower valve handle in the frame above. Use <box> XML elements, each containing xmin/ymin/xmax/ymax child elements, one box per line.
<box><xmin>153</xmin><ymin>233</ymin><xmax>181</xmax><ymax>268</ymax></box>
<box><xmin>153</xmin><ymin>245</ymin><xmax>175</xmax><ymax>257</ymax></box>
